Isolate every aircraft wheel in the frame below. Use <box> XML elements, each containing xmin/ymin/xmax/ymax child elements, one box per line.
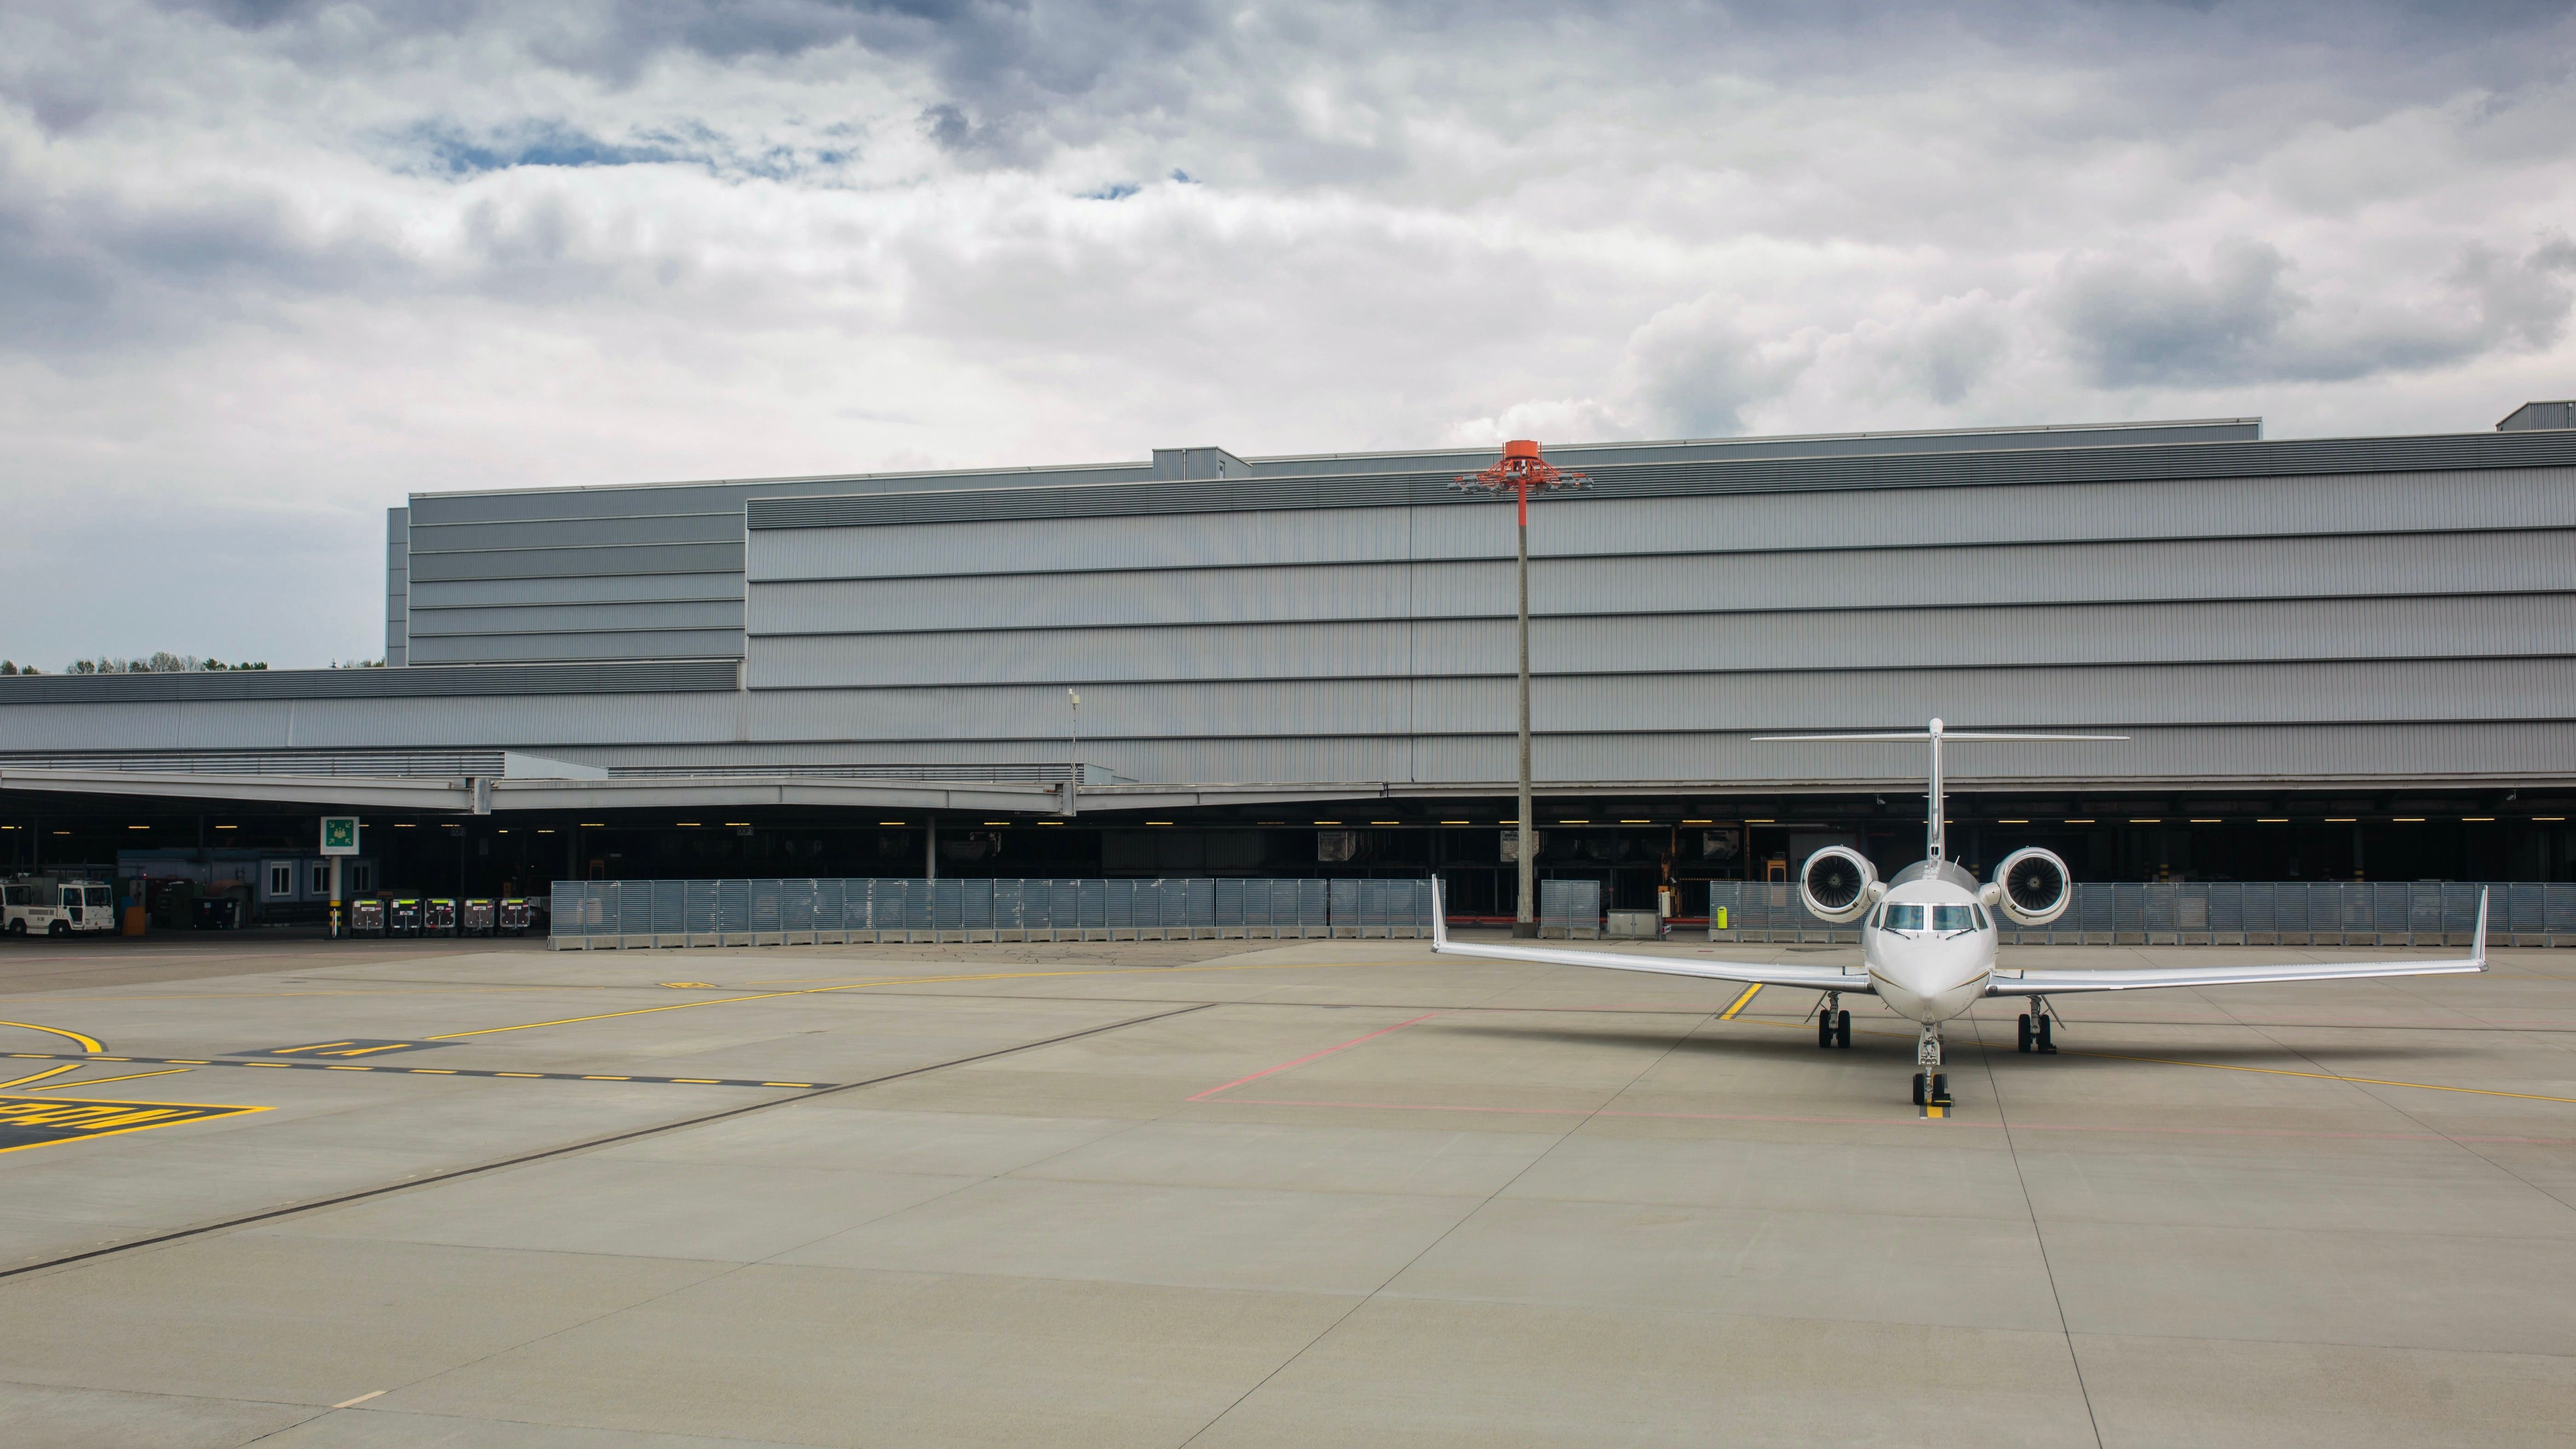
<box><xmin>1932</xmin><ymin>1073</ymin><xmax>1948</xmax><ymax>1102</ymax></box>
<box><xmin>2037</xmin><ymin>1015</ymin><xmax>2056</xmax><ymax>1054</ymax></box>
<box><xmin>1835</xmin><ymin>1010</ymin><xmax>1853</xmax><ymax>1048</ymax></box>
<box><xmin>1817</xmin><ymin>1015</ymin><xmax>1833</xmax><ymax>1049</ymax></box>
<box><xmin>1911</xmin><ymin>1072</ymin><xmax>1926</xmax><ymax>1105</ymax></box>
<box><xmin>2017</xmin><ymin>1014</ymin><xmax>2033</xmax><ymax>1053</ymax></box>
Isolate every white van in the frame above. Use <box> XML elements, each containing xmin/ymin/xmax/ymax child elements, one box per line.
<box><xmin>2</xmin><ymin>877</ymin><xmax>117</xmax><ymax>937</ymax></box>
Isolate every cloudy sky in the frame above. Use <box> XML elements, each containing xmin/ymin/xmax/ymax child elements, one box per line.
<box><xmin>4</xmin><ymin>0</ymin><xmax>2572</xmax><ymax>668</ymax></box>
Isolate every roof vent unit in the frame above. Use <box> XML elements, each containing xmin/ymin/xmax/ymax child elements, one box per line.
<box><xmin>2497</xmin><ymin>400</ymin><xmax>2576</xmax><ymax>431</ymax></box>
<box><xmin>1151</xmin><ymin>446</ymin><xmax>1251</xmax><ymax>481</ymax></box>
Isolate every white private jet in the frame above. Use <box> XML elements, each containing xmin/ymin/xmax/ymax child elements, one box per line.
<box><xmin>1430</xmin><ymin>719</ymin><xmax>2488</xmax><ymax>1108</ymax></box>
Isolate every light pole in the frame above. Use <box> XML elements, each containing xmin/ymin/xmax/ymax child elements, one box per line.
<box><xmin>1453</xmin><ymin>441</ymin><xmax>1589</xmax><ymax>937</ymax></box>
<box><xmin>1067</xmin><ymin>689</ymin><xmax>1081</xmax><ymax>811</ymax></box>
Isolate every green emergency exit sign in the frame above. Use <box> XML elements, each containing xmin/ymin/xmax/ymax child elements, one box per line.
<box><xmin>320</xmin><ymin>817</ymin><xmax>361</xmax><ymax>856</ymax></box>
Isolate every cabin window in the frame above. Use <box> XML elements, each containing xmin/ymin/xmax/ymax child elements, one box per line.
<box><xmin>1884</xmin><ymin>904</ymin><xmax>1927</xmax><ymax>931</ymax></box>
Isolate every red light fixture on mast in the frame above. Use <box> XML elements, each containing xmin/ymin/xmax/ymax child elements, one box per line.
<box><xmin>1452</xmin><ymin>438</ymin><xmax>1590</xmax><ymax>521</ymax></box>
<box><xmin>1451</xmin><ymin>441</ymin><xmax>1589</xmax><ymax>937</ymax></box>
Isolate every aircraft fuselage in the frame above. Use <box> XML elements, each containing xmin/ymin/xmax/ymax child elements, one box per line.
<box><xmin>1861</xmin><ymin>877</ymin><xmax>1998</xmax><ymax>1025</ymax></box>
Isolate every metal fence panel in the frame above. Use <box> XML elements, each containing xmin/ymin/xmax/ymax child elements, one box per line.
<box><xmin>557</xmin><ymin>878</ymin><xmax>2576</xmax><ymax>950</ymax></box>
<box><xmin>1539</xmin><ymin>879</ymin><xmax>1601</xmax><ymax>939</ymax></box>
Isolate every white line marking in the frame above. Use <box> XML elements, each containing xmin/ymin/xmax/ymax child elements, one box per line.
<box><xmin>332</xmin><ymin>1390</ymin><xmax>386</xmax><ymax>1408</ymax></box>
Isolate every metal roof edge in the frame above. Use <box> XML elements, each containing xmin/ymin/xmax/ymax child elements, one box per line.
<box><xmin>0</xmin><ymin>659</ymin><xmax>742</xmax><ymax>705</ymax></box>
<box><xmin>743</xmin><ymin>429</ymin><xmax>2576</xmax><ymax>532</ymax></box>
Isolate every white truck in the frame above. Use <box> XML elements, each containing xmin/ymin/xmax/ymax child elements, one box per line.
<box><xmin>2</xmin><ymin>876</ymin><xmax>117</xmax><ymax>937</ymax></box>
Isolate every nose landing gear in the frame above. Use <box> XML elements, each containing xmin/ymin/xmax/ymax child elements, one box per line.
<box><xmin>2016</xmin><ymin>997</ymin><xmax>2057</xmax><ymax>1054</ymax></box>
<box><xmin>1912</xmin><ymin>1024</ymin><xmax>1951</xmax><ymax>1114</ymax></box>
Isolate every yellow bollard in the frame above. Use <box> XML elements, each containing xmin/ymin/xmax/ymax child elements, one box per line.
<box><xmin>1715</xmin><ymin>906</ymin><xmax>1728</xmax><ymax>930</ymax></box>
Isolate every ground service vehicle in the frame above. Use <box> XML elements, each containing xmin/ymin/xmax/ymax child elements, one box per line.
<box><xmin>2</xmin><ymin>876</ymin><xmax>118</xmax><ymax>937</ymax></box>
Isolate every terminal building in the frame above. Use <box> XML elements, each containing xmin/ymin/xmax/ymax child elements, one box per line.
<box><xmin>4</xmin><ymin>402</ymin><xmax>2574</xmax><ymax>916</ymax></box>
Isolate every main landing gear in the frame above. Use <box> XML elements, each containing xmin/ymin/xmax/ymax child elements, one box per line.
<box><xmin>2016</xmin><ymin>997</ymin><xmax>2058</xmax><ymax>1054</ymax></box>
<box><xmin>1911</xmin><ymin>1023</ymin><xmax>1951</xmax><ymax>1111</ymax></box>
<box><xmin>1814</xmin><ymin>993</ymin><xmax>1852</xmax><ymax>1049</ymax></box>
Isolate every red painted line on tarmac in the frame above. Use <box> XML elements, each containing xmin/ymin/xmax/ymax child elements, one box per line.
<box><xmin>1216</xmin><ymin>1096</ymin><xmax>2576</xmax><ymax>1146</ymax></box>
<box><xmin>1186</xmin><ymin>1014</ymin><xmax>1440</xmax><ymax>1102</ymax></box>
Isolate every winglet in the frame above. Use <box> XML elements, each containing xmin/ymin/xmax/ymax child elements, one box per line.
<box><xmin>2473</xmin><ymin>887</ymin><xmax>2489</xmax><ymax>968</ymax></box>
<box><xmin>1429</xmin><ymin>876</ymin><xmax>1451</xmax><ymax>952</ymax></box>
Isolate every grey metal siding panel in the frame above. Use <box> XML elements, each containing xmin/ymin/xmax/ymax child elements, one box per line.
<box><xmin>726</xmin><ymin>659</ymin><xmax>2573</xmax><ymax>749</ymax></box>
<box><xmin>746</xmin><ymin>594</ymin><xmax>2576</xmax><ymax>689</ymax></box>
<box><xmin>0</xmin><ymin>693</ymin><xmax>744</xmax><ymax>753</ymax></box>
<box><xmin>0</xmin><ymin>659</ymin><xmax>739</xmax><ymax>704</ymax></box>
<box><xmin>751</xmin><ymin>509</ymin><xmax>1422</xmax><ymax>582</ymax></box>
<box><xmin>404</xmin><ymin>463</ymin><xmax>1158</xmax><ymax>527</ymax></box>
<box><xmin>749</xmin><ymin>530</ymin><xmax>2576</xmax><ymax>636</ymax></box>
<box><xmin>409</xmin><ymin>600</ymin><xmax>747</xmax><ymax>636</ymax></box>
<box><xmin>408</xmin><ymin>512</ymin><xmax>746</xmax><ymax>552</ymax></box>
<box><xmin>748</xmin><ymin>469</ymin><xmax>2576</xmax><ymax>581</ymax></box>
<box><xmin>385</xmin><ymin>507</ymin><xmax>409</xmax><ymax>668</ymax></box>
<box><xmin>408</xmin><ymin>572</ymin><xmax>745</xmax><ymax>609</ymax></box>
<box><xmin>405</xmin><ymin>541</ymin><xmax>745</xmax><ymax>584</ymax></box>
<box><xmin>404</xmin><ymin>630</ymin><xmax>747</xmax><ymax>665</ymax></box>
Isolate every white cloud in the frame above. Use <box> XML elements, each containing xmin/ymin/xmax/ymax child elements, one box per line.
<box><xmin>1</xmin><ymin>0</ymin><xmax>2573</xmax><ymax>663</ymax></box>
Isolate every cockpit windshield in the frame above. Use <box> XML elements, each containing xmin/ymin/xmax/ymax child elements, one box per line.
<box><xmin>1880</xmin><ymin>903</ymin><xmax>1980</xmax><ymax>934</ymax></box>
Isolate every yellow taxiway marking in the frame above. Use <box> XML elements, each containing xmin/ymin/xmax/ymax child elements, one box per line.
<box><xmin>26</xmin><ymin>1068</ymin><xmax>193</xmax><ymax>1090</ymax></box>
<box><xmin>408</xmin><ymin>1069</ymin><xmax>457</xmax><ymax>1075</ymax></box>
<box><xmin>581</xmin><ymin>1075</ymin><xmax>631</xmax><ymax>1081</ymax></box>
<box><xmin>2074</xmin><ymin>1050</ymin><xmax>2576</xmax><ymax>1105</ymax></box>
<box><xmin>0</xmin><ymin>1064</ymin><xmax>84</xmax><ymax>1090</ymax></box>
<box><xmin>1719</xmin><ymin>984</ymin><xmax>1763</xmax><ymax>1019</ymax></box>
<box><xmin>0</xmin><ymin>1021</ymin><xmax>106</xmax><ymax>1054</ymax></box>
<box><xmin>0</xmin><ymin>1094</ymin><xmax>268</xmax><ymax>1155</ymax></box>
<box><xmin>332</xmin><ymin>1391</ymin><xmax>386</xmax><ymax>1409</ymax></box>
<box><xmin>761</xmin><ymin>1082</ymin><xmax>814</xmax><ymax>1088</ymax></box>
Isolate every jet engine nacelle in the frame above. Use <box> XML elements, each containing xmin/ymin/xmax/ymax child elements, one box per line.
<box><xmin>1987</xmin><ymin>846</ymin><xmax>2073</xmax><ymax>926</ymax></box>
<box><xmin>1798</xmin><ymin>846</ymin><xmax>1882</xmax><ymax>924</ymax></box>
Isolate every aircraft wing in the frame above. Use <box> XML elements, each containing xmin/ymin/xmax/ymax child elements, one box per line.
<box><xmin>1428</xmin><ymin>879</ymin><xmax>1874</xmax><ymax>993</ymax></box>
<box><xmin>1988</xmin><ymin>891</ymin><xmax>2488</xmax><ymax>997</ymax></box>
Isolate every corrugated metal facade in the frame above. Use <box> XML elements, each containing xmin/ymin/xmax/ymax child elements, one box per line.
<box><xmin>384</xmin><ymin>507</ymin><xmax>408</xmax><ymax>667</ymax></box>
<box><xmin>4</xmin><ymin>417</ymin><xmax>2571</xmax><ymax>799</ymax></box>
<box><xmin>726</xmin><ymin>428</ymin><xmax>2576</xmax><ymax>796</ymax></box>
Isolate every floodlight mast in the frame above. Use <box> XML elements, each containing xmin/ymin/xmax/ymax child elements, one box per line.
<box><xmin>1452</xmin><ymin>441</ymin><xmax>1589</xmax><ymax>937</ymax></box>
